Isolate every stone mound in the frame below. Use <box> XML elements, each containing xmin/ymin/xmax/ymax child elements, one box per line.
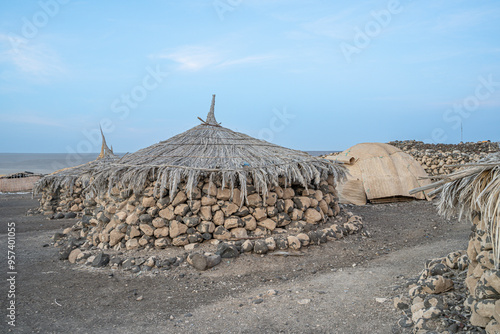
<box><xmin>54</xmin><ymin>207</ymin><xmax>369</xmax><ymax>272</ymax></box>
<box><xmin>388</xmin><ymin>140</ymin><xmax>499</xmax><ymax>176</ymax></box>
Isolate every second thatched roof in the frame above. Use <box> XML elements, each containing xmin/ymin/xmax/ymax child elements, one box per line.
<box><xmin>88</xmin><ymin>95</ymin><xmax>346</xmax><ymax>202</ymax></box>
<box><xmin>34</xmin><ymin>129</ymin><xmax>119</xmax><ymax>195</ymax></box>
<box><xmin>411</xmin><ymin>150</ymin><xmax>500</xmax><ymax>268</ymax></box>
<box><xmin>410</xmin><ymin>151</ymin><xmax>500</xmax><ymax>224</ymax></box>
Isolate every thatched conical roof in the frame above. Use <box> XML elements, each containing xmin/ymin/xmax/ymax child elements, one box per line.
<box><xmin>89</xmin><ymin>95</ymin><xmax>346</xmax><ymax>202</ymax></box>
<box><xmin>411</xmin><ymin>152</ymin><xmax>500</xmax><ymax>266</ymax></box>
<box><xmin>410</xmin><ymin>151</ymin><xmax>500</xmax><ymax>222</ymax></box>
<box><xmin>34</xmin><ymin>130</ymin><xmax>118</xmax><ymax>195</ymax></box>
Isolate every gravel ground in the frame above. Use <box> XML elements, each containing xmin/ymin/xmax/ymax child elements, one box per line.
<box><xmin>0</xmin><ymin>193</ymin><xmax>470</xmax><ymax>333</ymax></box>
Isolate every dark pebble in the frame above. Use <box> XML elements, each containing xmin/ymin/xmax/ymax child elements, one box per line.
<box><xmin>58</xmin><ymin>245</ymin><xmax>74</xmax><ymax>260</ymax></box>
<box><xmin>216</xmin><ymin>243</ymin><xmax>240</xmax><ymax>259</ymax></box>
<box><xmin>53</xmin><ymin>232</ymin><xmax>66</xmax><ymax>242</ymax></box>
<box><xmin>122</xmin><ymin>258</ymin><xmax>133</xmax><ymax>270</ymax></box>
<box><xmin>65</xmin><ymin>212</ymin><xmax>77</xmax><ymax>219</ymax></box>
<box><xmin>447</xmin><ymin>323</ymin><xmax>459</xmax><ymax>333</ymax></box>
<box><xmin>110</xmin><ymin>256</ymin><xmax>122</xmax><ymax>266</ymax></box>
<box><xmin>398</xmin><ymin>315</ymin><xmax>413</xmax><ymax>328</ymax></box>
<box><xmin>92</xmin><ymin>253</ymin><xmax>110</xmax><ymax>267</ymax></box>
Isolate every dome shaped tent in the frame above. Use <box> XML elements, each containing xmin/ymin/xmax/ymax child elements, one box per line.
<box><xmin>326</xmin><ymin>142</ymin><xmax>431</xmax><ymax>205</ymax></box>
<box><xmin>82</xmin><ymin>95</ymin><xmax>347</xmax><ymax>249</ymax></box>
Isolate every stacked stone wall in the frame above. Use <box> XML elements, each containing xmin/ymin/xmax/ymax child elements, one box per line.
<box><xmin>74</xmin><ymin>174</ymin><xmax>343</xmax><ymax>251</ymax></box>
<box><xmin>38</xmin><ymin>179</ymin><xmax>92</xmax><ymax>216</ymax></box>
<box><xmin>462</xmin><ymin>215</ymin><xmax>500</xmax><ymax>331</ymax></box>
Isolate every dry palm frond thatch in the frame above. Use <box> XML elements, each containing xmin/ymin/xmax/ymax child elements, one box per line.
<box><xmin>411</xmin><ymin>151</ymin><xmax>500</xmax><ymax>267</ymax></box>
<box><xmin>87</xmin><ymin>95</ymin><xmax>347</xmax><ymax>204</ymax></box>
<box><xmin>34</xmin><ymin>128</ymin><xmax>119</xmax><ymax>196</ymax></box>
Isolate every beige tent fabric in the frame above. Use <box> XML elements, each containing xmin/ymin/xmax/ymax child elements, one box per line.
<box><xmin>337</xmin><ymin>143</ymin><xmax>431</xmax><ymax>205</ymax></box>
<box><xmin>338</xmin><ymin>165</ymin><xmax>367</xmax><ymax>205</ymax></box>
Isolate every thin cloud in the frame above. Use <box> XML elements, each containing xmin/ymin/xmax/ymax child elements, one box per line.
<box><xmin>151</xmin><ymin>45</ymin><xmax>279</xmax><ymax>71</ymax></box>
<box><xmin>368</xmin><ymin>96</ymin><xmax>415</xmax><ymax>102</ymax></box>
<box><xmin>2</xmin><ymin>113</ymin><xmax>68</xmax><ymax>128</ymax></box>
<box><xmin>300</xmin><ymin>4</ymin><xmax>371</xmax><ymax>40</ymax></box>
<box><xmin>0</xmin><ymin>33</ymin><xmax>66</xmax><ymax>79</ymax></box>
<box><xmin>151</xmin><ymin>46</ymin><xmax>221</xmax><ymax>71</ymax></box>
<box><xmin>431</xmin><ymin>7</ymin><xmax>500</xmax><ymax>34</ymax></box>
<box><xmin>284</xmin><ymin>30</ymin><xmax>315</xmax><ymax>41</ymax></box>
<box><xmin>431</xmin><ymin>95</ymin><xmax>500</xmax><ymax>109</ymax></box>
<box><xmin>216</xmin><ymin>55</ymin><xmax>279</xmax><ymax>68</ymax></box>
<box><xmin>402</xmin><ymin>50</ymin><xmax>466</xmax><ymax>65</ymax></box>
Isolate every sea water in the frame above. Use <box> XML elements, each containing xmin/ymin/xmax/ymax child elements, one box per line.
<box><xmin>0</xmin><ymin>153</ymin><xmax>98</xmax><ymax>175</ymax></box>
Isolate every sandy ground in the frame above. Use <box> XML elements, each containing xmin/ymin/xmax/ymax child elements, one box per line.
<box><xmin>0</xmin><ymin>193</ymin><xmax>470</xmax><ymax>333</ymax></box>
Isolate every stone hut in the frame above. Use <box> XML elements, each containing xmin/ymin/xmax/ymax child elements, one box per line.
<box><xmin>411</xmin><ymin>152</ymin><xmax>500</xmax><ymax>331</ymax></box>
<box><xmin>80</xmin><ymin>95</ymin><xmax>347</xmax><ymax>251</ymax></box>
<box><xmin>34</xmin><ymin>130</ymin><xmax>118</xmax><ymax>215</ymax></box>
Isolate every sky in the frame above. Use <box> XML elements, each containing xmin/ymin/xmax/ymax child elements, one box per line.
<box><xmin>0</xmin><ymin>0</ymin><xmax>499</xmax><ymax>154</ymax></box>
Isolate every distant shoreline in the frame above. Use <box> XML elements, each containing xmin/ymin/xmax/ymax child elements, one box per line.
<box><xmin>0</xmin><ymin>153</ymin><xmax>100</xmax><ymax>175</ymax></box>
<box><xmin>0</xmin><ymin>151</ymin><xmax>338</xmax><ymax>175</ymax></box>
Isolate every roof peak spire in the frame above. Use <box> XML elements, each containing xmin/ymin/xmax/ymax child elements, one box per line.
<box><xmin>97</xmin><ymin>126</ymin><xmax>115</xmax><ymax>160</ymax></box>
<box><xmin>206</xmin><ymin>94</ymin><xmax>219</xmax><ymax>125</ymax></box>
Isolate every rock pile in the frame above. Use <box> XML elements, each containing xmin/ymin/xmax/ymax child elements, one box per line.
<box><xmin>389</xmin><ymin>140</ymin><xmax>499</xmax><ymax>155</ymax></box>
<box><xmin>394</xmin><ymin>250</ymin><xmax>480</xmax><ymax>333</ymax></box>
<box><xmin>389</xmin><ymin>140</ymin><xmax>499</xmax><ymax>176</ymax></box>
<box><xmin>54</xmin><ymin>209</ymin><xmax>367</xmax><ymax>272</ymax></box>
<box><xmin>63</xmin><ymin>246</ymin><xmax>189</xmax><ymax>274</ymax></box>
<box><xmin>396</xmin><ymin>239</ymin><xmax>500</xmax><ymax>333</ymax></box>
